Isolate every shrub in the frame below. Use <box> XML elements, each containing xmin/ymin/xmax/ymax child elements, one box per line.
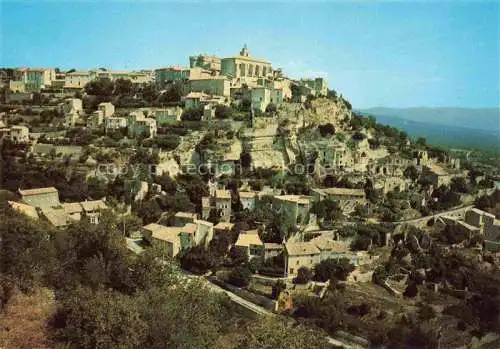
<box><xmin>293</xmin><ymin>267</ymin><xmax>313</xmax><ymax>284</ymax></box>
<box><xmin>227</xmin><ymin>266</ymin><xmax>251</xmax><ymax>288</ymax></box>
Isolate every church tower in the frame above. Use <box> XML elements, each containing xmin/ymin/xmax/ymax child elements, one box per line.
<box><xmin>240</xmin><ymin>44</ymin><xmax>249</xmax><ymax>57</ymax></box>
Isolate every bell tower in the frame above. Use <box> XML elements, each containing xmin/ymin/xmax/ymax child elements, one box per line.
<box><xmin>240</xmin><ymin>44</ymin><xmax>249</xmax><ymax>57</ymax></box>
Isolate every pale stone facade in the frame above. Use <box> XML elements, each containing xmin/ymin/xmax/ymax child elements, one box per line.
<box><xmin>9</xmin><ymin>125</ymin><xmax>29</xmax><ymax>142</ymax></box>
<box><xmin>12</xmin><ymin>68</ymin><xmax>56</xmax><ymax>92</ymax></box>
<box><xmin>189</xmin><ymin>77</ymin><xmax>230</xmax><ymax>97</ymax></box>
<box><xmin>98</xmin><ymin>102</ymin><xmax>115</xmax><ymax>118</ymax></box>
<box><xmin>221</xmin><ymin>46</ymin><xmax>272</xmax><ymax>81</ymax></box>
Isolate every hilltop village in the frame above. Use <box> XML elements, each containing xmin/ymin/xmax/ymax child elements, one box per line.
<box><xmin>1</xmin><ymin>47</ymin><xmax>500</xmax><ymax>348</ymax></box>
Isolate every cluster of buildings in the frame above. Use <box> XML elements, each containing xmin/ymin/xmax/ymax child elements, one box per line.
<box><xmin>140</xmin><ymin>212</ymin><xmax>214</xmax><ymax>258</ymax></box>
<box><xmin>8</xmin><ymin>68</ymin><xmax>153</xmax><ymax>93</ymax></box>
<box><xmin>5</xmin><ymin>46</ymin><xmax>327</xmax><ymax>114</ymax></box>
<box><xmin>8</xmin><ymin>187</ymin><xmax>107</xmax><ymax>227</ymax></box>
<box><xmin>154</xmin><ymin>45</ymin><xmax>328</xmax><ymax>112</ymax></box>
<box><xmin>435</xmin><ymin>207</ymin><xmax>500</xmax><ymax>252</ymax></box>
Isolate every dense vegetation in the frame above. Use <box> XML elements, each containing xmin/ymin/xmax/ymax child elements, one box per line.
<box><xmin>0</xmin><ymin>199</ymin><xmax>329</xmax><ymax>349</ymax></box>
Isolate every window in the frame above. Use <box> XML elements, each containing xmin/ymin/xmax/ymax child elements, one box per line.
<box><xmin>296</xmin><ymin>261</ymin><xmax>299</xmax><ymax>265</ymax></box>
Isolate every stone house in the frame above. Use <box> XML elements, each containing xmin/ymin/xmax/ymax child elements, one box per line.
<box><xmin>58</xmin><ymin>98</ymin><xmax>83</xmax><ymax>115</ymax></box>
<box><xmin>98</xmin><ymin>102</ymin><xmax>115</xmax><ymax>118</ymax></box>
<box><xmin>64</xmin><ymin>71</ymin><xmax>92</xmax><ymax>89</ymax></box>
<box><xmin>309</xmin><ymin>236</ymin><xmax>358</xmax><ymax>265</ymax></box>
<box><xmin>465</xmin><ymin>208</ymin><xmax>495</xmax><ymax>233</ymax></box>
<box><xmin>189</xmin><ymin>76</ymin><xmax>230</xmax><ymax>97</ymax></box>
<box><xmin>215</xmin><ymin>189</ymin><xmax>232</xmax><ymax>222</ymax></box>
<box><xmin>274</xmin><ymin>195</ymin><xmax>312</xmax><ymax>226</ymax></box>
<box><xmin>141</xmin><ymin>223</ymin><xmax>181</xmax><ymax>258</ymax></box>
<box><xmin>127</xmin><ymin>111</ymin><xmax>157</xmax><ymax>139</ymax></box>
<box><xmin>284</xmin><ymin>242</ymin><xmax>320</xmax><ymax>276</ymax></box>
<box><xmin>87</xmin><ymin>110</ymin><xmax>104</xmax><ymax>128</ymax></box>
<box><xmin>299</xmin><ymin>77</ymin><xmax>328</xmax><ymax>97</ymax></box>
<box><xmin>10</xmin><ymin>125</ymin><xmax>29</xmax><ymax>142</ymax></box>
<box><xmin>105</xmin><ymin>116</ymin><xmax>127</xmax><ymax>133</ymax></box>
<box><xmin>311</xmin><ymin>187</ymin><xmax>366</xmax><ymax>213</ymax></box>
<box><xmin>213</xmin><ymin>222</ymin><xmax>234</xmax><ymax>236</ymax></box>
<box><xmin>81</xmin><ymin>200</ymin><xmax>107</xmax><ymax>225</ymax></box>
<box><xmin>182</xmin><ymin>92</ymin><xmax>225</xmax><ymax>109</ymax></box>
<box><xmin>11</xmin><ymin>67</ymin><xmax>56</xmax><ymax>92</ymax></box>
<box><xmin>173</xmin><ymin>211</ymin><xmax>198</xmax><ymax>227</ymax></box>
<box><xmin>193</xmin><ymin>219</ymin><xmax>214</xmax><ymax>246</ymax></box>
<box><xmin>239</xmin><ymin>191</ymin><xmax>256</xmax><ymax>211</ymax></box>
<box><xmin>484</xmin><ymin>220</ymin><xmax>500</xmax><ymax>252</ymax></box>
<box><xmin>234</xmin><ymin>230</ymin><xmax>264</xmax><ymax>260</ymax></box>
<box><xmin>422</xmin><ymin>164</ymin><xmax>462</xmax><ymax>188</ymax></box>
<box><xmin>154</xmin><ymin>107</ymin><xmax>183</xmax><ymax>125</ymax></box>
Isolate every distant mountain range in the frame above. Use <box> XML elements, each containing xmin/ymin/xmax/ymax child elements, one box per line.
<box><xmin>357</xmin><ymin>107</ymin><xmax>500</xmax><ymax>150</ymax></box>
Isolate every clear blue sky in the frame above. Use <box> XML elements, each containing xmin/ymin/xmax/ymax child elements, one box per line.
<box><xmin>1</xmin><ymin>0</ymin><xmax>499</xmax><ymax>108</ymax></box>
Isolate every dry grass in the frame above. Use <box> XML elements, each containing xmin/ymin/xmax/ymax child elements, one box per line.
<box><xmin>0</xmin><ymin>287</ymin><xmax>56</xmax><ymax>349</ymax></box>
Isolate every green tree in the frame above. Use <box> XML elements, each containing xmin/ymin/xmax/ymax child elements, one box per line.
<box><xmin>84</xmin><ymin>78</ymin><xmax>114</xmax><ymax>97</ymax></box>
<box><xmin>227</xmin><ymin>266</ymin><xmax>251</xmax><ymax>287</ymax></box>
<box><xmin>114</xmin><ymin>78</ymin><xmax>133</xmax><ymax>95</ymax></box>
<box><xmin>294</xmin><ymin>266</ymin><xmax>313</xmax><ymax>284</ymax></box>
<box><xmin>313</xmin><ymin>258</ymin><xmax>355</xmax><ymax>282</ymax></box>
<box><xmin>180</xmin><ymin>245</ymin><xmax>215</xmax><ymax>274</ymax></box>
<box><xmin>50</xmin><ymin>287</ymin><xmax>146</xmax><ymax>349</ymax></box>
<box><xmin>138</xmin><ymin>279</ymin><xmax>229</xmax><ymax>349</ymax></box>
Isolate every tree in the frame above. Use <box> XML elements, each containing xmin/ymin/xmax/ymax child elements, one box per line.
<box><xmin>272</xmin><ymin>280</ymin><xmax>286</xmax><ymax>299</ymax></box>
<box><xmin>240</xmin><ymin>151</ymin><xmax>252</xmax><ymax>169</ymax></box>
<box><xmin>114</xmin><ymin>78</ymin><xmax>133</xmax><ymax>95</ymax></box>
<box><xmin>227</xmin><ymin>266</ymin><xmax>251</xmax><ymax>287</ymax></box>
<box><xmin>265</xmin><ymin>103</ymin><xmax>277</xmax><ymax>113</ymax></box>
<box><xmin>239</xmin><ymin>98</ymin><xmax>251</xmax><ymax>112</ymax></box>
<box><xmin>0</xmin><ymin>207</ymin><xmax>53</xmax><ymax>292</ymax></box>
<box><xmin>294</xmin><ymin>266</ymin><xmax>313</xmax><ymax>284</ymax></box>
<box><xmin>180</xmin><ymin>245</ymin><xmax>215</xmax><ymax>274</ymax></box>
<box><xmin>181</xmin><ymin>107</ymin><xmax>204</xmax><ymax>121</ymax></box>
<box><xmin>314</xmin><ymin>258</ymin><xmax>354</xmax><ymax>282</ymax></box>
<box><xmin>50</xmin><ymin>287</ymin><xmax>146</xmax><ymax>349</ymax></box>
<box><xmin>310</xmin><ymin>198</ymin><xmax>342</xmax><ymax>223</ymax></box>
<box><xmin>138</xmin><ymin>279</ymin><xmax>229</xmax><ymax>349</ymax></box>
<box><xmin>84</xmin><ymin>78</ymin><xmax>114</xmax><ymax>98</ymax></box>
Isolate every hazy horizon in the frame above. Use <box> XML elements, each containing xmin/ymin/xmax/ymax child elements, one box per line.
<box><xmin>1</xmin><ymin>0</ymin><xmax>499</xmax><ymax>109</ymax></box>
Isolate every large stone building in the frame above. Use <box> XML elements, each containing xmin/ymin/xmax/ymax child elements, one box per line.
<box><xmin>221</xmin><ymin>45</ymin><xmax>272</xmax><ymax>81</ymax></box>
<box><xmin>154</xmin><ymin>66</ymin><xmax>211</xmax><ymax>89</ymax></box>
<box><xmin>189</xmin><ymin>76</ymin><xmax>230</xmax><ymax>98</ymax></box>
<box><xmin>64</xmin><ymin>71</ymin><xmax>92</xmax><ymax>89</ymax></box>
<box><xmin>10</xmin><ymin>68</ymin><xmax>56</xmax><ymax>92</ymax></box>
